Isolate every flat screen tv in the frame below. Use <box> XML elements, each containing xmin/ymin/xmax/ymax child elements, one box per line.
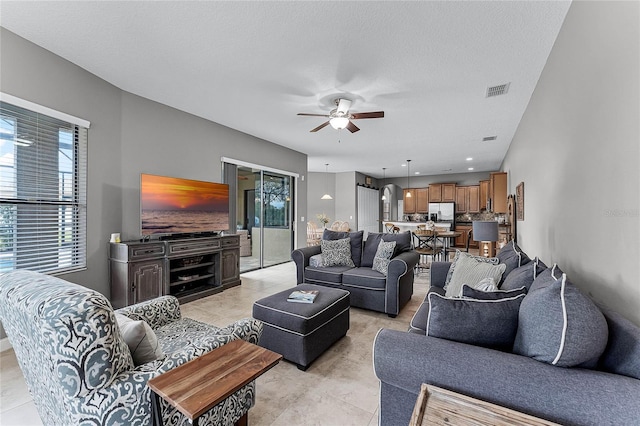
<box><xmin>140</xmin><ymin>173</ymin><xmax>229</xmax><ymax>236</ymax></box>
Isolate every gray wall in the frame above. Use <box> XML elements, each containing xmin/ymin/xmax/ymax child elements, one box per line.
<box><xmin>386</xmin><ymin>171</ymin><xmax>492</xmax><ymax>189</ymax></box>
<box><xmin>501</xmin><ymin>1</ymin><xmax>639</xmax><ymax>325</ymax></box>
<box><xmin>0</xmin><ymin>28</ymin><xmax>308</xmax><ymax>338</ymax></box>
<box><xmin>307</xmin><ymin>171</ymin><xmax>335</xmax><ymax>227</ymax></box>
<box><xmin>118</xmin><ymin>92</ymin><xmax>307</xmax><ymax>244</ymax></box>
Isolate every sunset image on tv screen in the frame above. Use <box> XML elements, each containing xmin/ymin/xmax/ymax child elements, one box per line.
<box><xmin>141</xmin><ymin>174</ymin><xmax>229</xmax><ymax>235</ymax></box>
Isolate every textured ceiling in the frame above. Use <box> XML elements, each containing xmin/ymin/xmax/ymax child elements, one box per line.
<box><xmin>0</xmin><ymin>1</ymin><xmax>571</xmax><ymax>178</ymax></box>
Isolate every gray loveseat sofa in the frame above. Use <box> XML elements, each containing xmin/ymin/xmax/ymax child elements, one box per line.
<box><xmin>292</xmin><ymin>230</ymin><xmax>419</xmax><ymax>317</ymax></box>
<box><xmin>373</xmin><ymin>243</ymin><xmax>640</xmax><ymax>425</ymax></box>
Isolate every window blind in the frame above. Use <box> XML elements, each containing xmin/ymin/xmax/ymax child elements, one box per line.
<box><xmin>0</xmin><ymin>101</ymin><xmax>88</xmax><ymax>274</ymax></box>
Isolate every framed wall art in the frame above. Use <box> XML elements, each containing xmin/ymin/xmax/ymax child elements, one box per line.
<box><xmin>516</xmin><ymin>182</ymin><xmax>524</xmax><ymax>221</ymax></box>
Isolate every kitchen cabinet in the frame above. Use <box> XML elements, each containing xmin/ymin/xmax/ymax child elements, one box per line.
<box><xmin>428</xmin><ymin>184</ymin><xmax>441</xmax><ymax>202</ymax></box>
<box><xmin>480</xmin><ymin>180</ymin><xmax>489</xmax><ymax>211</ymax></box>
<box><xmin>403</xmin><ymin>189</ymin><xmax>416</xmax><ymax>214</ymax></box>
<box><xmin>455</xmin><ymin>225</ymin><xmax>478</xmax><ymax>249</ymax></box>
<box><xmin>442</xmin><ymin>184</ymin><xmax>456</xmax><ymax>202</ymax></box>
<box><xmin>455</xmin><ymin>186</ymin><xmax>480</xmax><ymax>214</ymax></box>
<box><xmin>467</xmin><ymin>185</ymin><xmax>480</xmax><ymax>213</ymax></box>
<box><xmin>489</xmin><ymin>172</ymin><xmax>508</xmax><ymax>213</ymax></box>
<box><xmin>416</xmin><ymin>188</ymin><xmax>429</xmax><ymax>213</ymax></box>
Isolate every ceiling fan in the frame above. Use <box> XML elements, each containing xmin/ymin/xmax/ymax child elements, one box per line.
<box><xmin>297</xmin><ymin>98</ymin><xmax>384</xmax><ymax>133</ymax></box>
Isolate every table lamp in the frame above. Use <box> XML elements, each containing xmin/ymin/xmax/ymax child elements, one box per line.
<box><xmin>473</xmin><ymin>221</ymin><xmax>499</xmax><ymax>257</ymax></box>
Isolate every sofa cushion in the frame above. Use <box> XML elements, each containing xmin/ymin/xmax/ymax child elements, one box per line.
<box><xmin>342</xmin><ymin>267</ymin><xmax>386</xmax><ymax>290</ymax></box>
<box><xmin>322</xmin><ymin>229</ymin><xmax>364</xmax><ymax>267</ymax></box>
<box><xmin>309</xmin><ymin>253</ymin><xmax>324</xmax><ymax>268</ymax></box>
<box><xmin>115</xmin><ymin>313</ymin><xmax>164</xmax><ymax>365</ymax></box>
<box><xmin>321</xmin><ymin>237</ymin><xmax>355</xmax><ymax>267</ymax></box>
<box><xmin>444</xmin><ymin>250</ymin><xmax>499</xmax><ymax>289</ymax></box>
<box><xmin>305</xmin><ymin>265</ymin><xmax>353</xmax><ymax>285</ymax></box>
<box><xmin>514</xmin><ymin>274</ymin><xmax>608</xmax><ymax>367</ymax></box>
<box><xmin>362</xmin><ymin>231</ymin><xmax>412</xmax><ymax>267</ymax></box>
<box><xmin>500</xmin><ymin>257</ymin><xmax>547</xmax><ymax>291</ymax></box>
<box><xmin>462</xmin><ymin>284</ymin><xmax>527</xmax><ymax>300</ymax></box>
<box><xmin>426</xmin><ymin>292</ymin><xmax>525</xmax><ymax>348</ymax></box>
<box><xmin>598</xmin><ymin>307</ymin><xmax>640</xmax><ymax>380</ymax></box>
<box><xmin>372</xmin><ymin>241</ymin><xmax>396</xmax><ymax>276</ymax></box>
<box><xmin>443</xmin><ymin>251</ymin><xmax>506</xmax><ymax>297</ymax></box>
<box><xmin>496</xmin><ymin>240</ymin><xmax>531</xmax><ymax>281</ymax></box>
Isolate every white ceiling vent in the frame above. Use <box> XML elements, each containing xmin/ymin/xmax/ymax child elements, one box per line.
<box><xmin>482</xmin><ymin>136</ymin><xmax>498</xmax><ymax>142</ymax></box>
<box><xmin>486</xmin><ymin>83</ymin><xmax>510</xmax><ymax>98</ymax></box>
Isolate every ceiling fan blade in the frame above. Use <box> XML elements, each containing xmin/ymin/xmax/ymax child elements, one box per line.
<box><xmin>310</xmin><ymin>121</ymin><xmax>330</xmax><ymax>132</ymax></box>
<box><xmin>298</xmin><ymin>113</ymin><xmax>330</xmax><ymax>117</ymax></box>
<box><xmin>346</xmin><ymin>121</ymin><xmax>360</xmax><ymax>133</ymax></box>
<box><xmin>336</xmin><ymin>98</ymin><xmax>352</xmax><ymax>115</ymax></box>
<box><xmin>351</xmin><ymin>111</ymin><xmax>384</xmax><ymax>120</ymax></box>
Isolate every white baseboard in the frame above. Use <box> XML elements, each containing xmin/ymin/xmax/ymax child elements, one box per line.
<box><xmin>0</xmin><ymin>337</ymin><xmax>12</xmax><ymax>352</ymax></box>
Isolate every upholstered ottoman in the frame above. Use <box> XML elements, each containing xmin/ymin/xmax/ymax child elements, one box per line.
<box><xmin>252</xmin><ymin>284</ymin><xmax>350</xmax><ymax>370</ymax></box>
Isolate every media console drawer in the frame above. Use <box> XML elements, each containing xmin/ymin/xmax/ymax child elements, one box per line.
<box><xmin>167</xmin><ymin>238</ymin><xmax>221</xmax><ymax>256</ymax></box>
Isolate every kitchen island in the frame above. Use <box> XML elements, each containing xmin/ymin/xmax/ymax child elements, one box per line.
<box><xmin>383</xmin><ymin>221</ymin><xmax>451</xmax><ymax>234</ymax></box>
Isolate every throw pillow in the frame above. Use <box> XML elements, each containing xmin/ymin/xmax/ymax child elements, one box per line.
<box><xmin>321</xmin><ymin>237</ymin><xmax>355</xmax><ymax>267</ymax></box>
<box><xmin>444</xmin><ymin>251</ymin><xmax>506</xmax><ymax>298</ymax></box>
<box><xmin>462</xmin><ymin>284</ymin><xmax>527</xmax><ymax>300</ymax></box>
<box><xmin>529</xmin><ymin>263</ymin><xmax>563</xmax><ymax>293</ymax></box>
<box><xmin>372</xmin><ymin>240</ymin><xmax>397</xmax><ymax>276</ymax></box>
<box><xmin>513</xmin><ymin>274</ymin><xmax>608</xmax><ymax>367</ymax></box>
<box><xmin>501</xmin><ymin>257</ymin><xmax>547</xmax><ymax>291</ymax></box>
<box><xmin>309</xmin><ymin>253</ymin><xmax>324</xmax><ymax>268</ymax></box>
<box><xmin>473</xmin><ymin>277</ymin><xmax>498</xmax><ymax>292</ymax></box>
<box><xmin>322</xmin><ymin>229</ymin><xmax>364</xmax><ymax>267</ymax></box>
<box><xmin>362</xmin><ymin>231</ymin><xmax>412</xmax><ymax>267</ymax></box>
<box><xmin>496</xmin><ymin>240</ymin><xmax>532</xmax><ymax>282</ymax></box>
<box><xmin>115</xmin><ymin>313</ymin><xmax>164</xmax><ymax>366</ymax></box>
<box><xmin>426</xmin><ymin>292</ymin><xmax>525</xmax><ymax>349</ymax></box>
<box><xmin>444</xmin><ymin>250</ymin><xmax>499</xmax><ymax>290</ymax></box>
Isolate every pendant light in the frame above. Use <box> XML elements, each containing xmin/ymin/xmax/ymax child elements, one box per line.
<box><xmin>321</xmin><ymin>163</ymin><xmax>333</xmax><ymax>200</ymax></box>
<box><xmin>381</xmin><ymin>168</ymin><xmax>387</xmax><ymax>201</ymax></box>
<box><xmin>405</xmin><ymin>160</ymin><xmax>412</xmax><ymax>198</ymax></box>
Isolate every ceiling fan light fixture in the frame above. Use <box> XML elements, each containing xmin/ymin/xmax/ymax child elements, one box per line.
<box><xmin>329</xmin><ymin>116</ymin><xmax>349</xmax><ymax>130</ymax></box>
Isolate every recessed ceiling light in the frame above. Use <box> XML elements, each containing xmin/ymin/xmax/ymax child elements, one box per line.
<box><xmin>414</xmin><ymin>172</ymin><xmax>420</xmax><ymax>175</ymax></box>
<box><xmin>466</xmin><ymin>157</ymin><xmax>473</xmax><ymax>161</ymax></box>
<box><xmin>401</xmin><ymin>164</ymin><xmax>406</xmax><ymax>167</ymax></box>
<box><xmin>468</xmin><ymin>167</ymin><xmax>474</xmax><ymax>171</ymax></box>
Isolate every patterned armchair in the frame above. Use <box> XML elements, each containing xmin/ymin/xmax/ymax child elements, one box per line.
<box><xmin>0</xmin><ymin>270</ymin><xmax>263</xmax><ymax>426</ymax></box>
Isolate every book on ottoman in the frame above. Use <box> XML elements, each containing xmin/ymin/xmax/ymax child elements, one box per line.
<box><xmin>287</xmin><ymin>290</ymin><xmax>319</xmax><ymax>303</ymax></box>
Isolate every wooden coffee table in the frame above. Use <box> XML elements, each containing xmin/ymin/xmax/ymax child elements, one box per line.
<box><xmin>147</xmin><ymin>339</ymin><xmax>282</xmax><ymax>426</ymax></box>
<box><xmin>410</xmin><ymin>384</ymin><xmax>560</xmax><ymax>426</ymax></box>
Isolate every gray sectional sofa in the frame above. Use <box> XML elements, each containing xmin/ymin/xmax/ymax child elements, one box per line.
<box><xmin>292</xmin><ymin>230</ymin><xmax>419</xmax><ymax>317</ymax></box>
<box><xmin>373</xmin><ymin>242</ymin><xmax>640</xmax><ymax>425</ymax></box>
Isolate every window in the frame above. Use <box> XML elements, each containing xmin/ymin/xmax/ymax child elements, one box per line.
<box><xmin>0</xmin><ymin>101</ymin><xmax>88</xmax><ymax>274</ymax></box>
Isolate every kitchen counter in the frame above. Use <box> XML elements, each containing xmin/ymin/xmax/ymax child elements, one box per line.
<box><xmin>383</xmin><ymin>221</ymin><xmax>451</xmax><ymax>233</ymax></box>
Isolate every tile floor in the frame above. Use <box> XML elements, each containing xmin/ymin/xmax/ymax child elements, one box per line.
<box><xmin>0</xmin><ymin>261</ymin><xmax>431</xmax><ymax>426</ymax></box>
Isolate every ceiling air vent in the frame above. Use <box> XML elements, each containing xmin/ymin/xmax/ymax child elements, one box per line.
<box><xmin>482</xmin><ymin>136</ymin><xmax>498</xmax><ymax>142</ymax></box>
<box><xmin>486</xmin><ymin>83</ymin><xmax>510</xmax><ymax>98</ymax></box>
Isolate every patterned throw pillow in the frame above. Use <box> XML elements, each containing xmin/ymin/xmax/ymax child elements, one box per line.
<box><xmin>321</xmin><ymin>237</ymin><xmax>355</xmax><ymax>267</ymax></box>
<box><xmin>115</xmin><ymin>313</ymin><xmax>164</xmax><ymax>366</ymax></box>
<box><xmin>372</xmin><ymin>240</ymin><xmax>397</xmax><ymax>276</ymax></box>
<box><xmin>444</xmin><ymin>251</ymin><xmax>504</xmax><ymax>297</ymax></box>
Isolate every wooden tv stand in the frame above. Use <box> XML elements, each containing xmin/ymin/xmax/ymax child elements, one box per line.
<box><xmin>109</xmin><ymin>235</ymin><xmax>240</xmax><ymax>308</ymax></box>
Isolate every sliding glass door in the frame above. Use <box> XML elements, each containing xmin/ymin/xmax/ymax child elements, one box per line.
<box><xmin>233</xmin><ymin>165</ymin><xmax>293</xmax><ymax>272</ymax></box>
